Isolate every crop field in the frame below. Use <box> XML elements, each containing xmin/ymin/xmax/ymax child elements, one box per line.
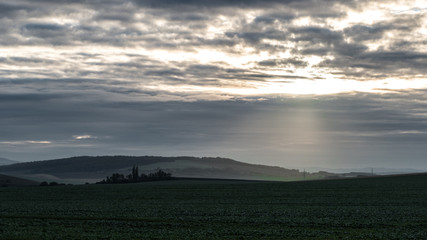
<box><xmin>1</xmin><ymin>174</ymin><xmax>427</xmax><ymax>239</ymax></box>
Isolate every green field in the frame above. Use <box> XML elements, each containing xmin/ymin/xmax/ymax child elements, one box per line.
<box><xmin>1</xmin><ymin>175</ymin><xmax>426</xmax><ymax>239</ymax></box>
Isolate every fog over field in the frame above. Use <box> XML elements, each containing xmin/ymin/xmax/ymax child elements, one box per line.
<box><xmin>1</xmin><ymin>0</ymin><xmax>426</xmax><ymax>170</ymax></box>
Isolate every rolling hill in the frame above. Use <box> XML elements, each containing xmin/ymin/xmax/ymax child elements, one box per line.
<box><xmin>0</xmin><ymin>156</ymin><xmax>335</xmax><ymax>183</ymax></box>
<box><xmin>0</xmin><ymin>173</ymin><xmax>39</xmax><ymax>187</ymax></box>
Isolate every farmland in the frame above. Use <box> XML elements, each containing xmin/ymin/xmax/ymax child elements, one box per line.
<box><xmin>1</xmin><ymin>174</ymin><xmax>427</xmax><ymax>239</ymax></box>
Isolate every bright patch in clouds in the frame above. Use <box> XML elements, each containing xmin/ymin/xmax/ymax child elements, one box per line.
<box><xmin>146</xmin><ymin>78</ymin><xmax>427</xmax><ymax>96</ymax></box>
<box><xmin>253</xmin><ymin>79</ymin><xmax>427</xmax><ymax>95</ymax></box>
<box><xmin>73</xmin><ymin>135</ymin><xmax>97</xmax><ymax>140</ymax></box>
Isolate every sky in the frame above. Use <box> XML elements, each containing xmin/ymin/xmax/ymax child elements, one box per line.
<box><xmin>1</xmin><ymin>0</ymin><xmax>427</xmax><ymax>170</ymax></box>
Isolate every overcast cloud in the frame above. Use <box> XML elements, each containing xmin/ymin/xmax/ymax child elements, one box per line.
<box><xmin>1</xmin><ymin>0</ymin><xmax>426</xmax><ymax>170</ymax></box>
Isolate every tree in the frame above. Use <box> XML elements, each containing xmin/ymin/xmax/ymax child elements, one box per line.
<box><xmin>149</xmin><ymin>169</ymin><xmax>172</xmax><ymax>180</ymax></box>
<box><xmin>96</xmin><ymin>167</ymin><xmax>172</xmax><ymax>184</ymax></box>
<box><xmin>132</xmin><ymin>165</ymin><xmax>139</xmax><ymax>182</ymax></box>
<box><xmin>40</xmin><ymin>181</ymin><xmax>49</xmax><ymax>186</ymax></box>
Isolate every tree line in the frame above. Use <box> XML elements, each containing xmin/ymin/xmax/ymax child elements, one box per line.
<box><xmin>96</xmin><ymin>166</ymin><xmax>172</xmax><ymax>184</ymax></box>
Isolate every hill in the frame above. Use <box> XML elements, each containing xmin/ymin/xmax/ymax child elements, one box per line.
<box><xmin>0</xmin><ymin>173</ymin><xmax>39</xmax><ymax>187</ymax></box>
<box><xmin>0</xmin><ymin>156</ymin><xmax>334</xmax><ymax>183</ymax></box>
<box><xmin>0</xmin><ymin>157</ymin><xmax>18</xmax><ymax>166</ymax></box>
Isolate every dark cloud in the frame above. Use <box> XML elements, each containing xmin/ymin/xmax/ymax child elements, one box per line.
<box><xmin>0</xmin><ymin>2</ymin><xmax>34</xmax><ymax>17</ymax></box>
<box><xmin>23</xmin><ymin>23</ymin><xmax>64</xmax><ymax>31</ymax></box>
<box><xmin>344</xmin><ymin>16</ymin><xmax>419</xmax><ymax>42</ymax></box>
<box><xmin>131</xmin><ymin>0</ymin><xmax>364</xmax><ymax>10</ymax></box>
<box><xmin>344</xmin><ymin>24</ymin><xmax>389</xmax><ymax>42</ymax></box>
<box><xmin>291</xmin><ymin>26</ymin><xmax>343</xmax><ymax>47</ymax></box>
<box><xmin>226</xmin><ymin>30</ymin><xmax>287</xmax><ymax>45</ymax></box>
<box><xmin>94</xmin><ymin>13</ymin><xmax>135</xmax><ymax>22</ymax></box>
<box><xmin>168</xmin><ymin>13</ymin><xmax>210</xmax><ymax>22</ymax></box>
<box><xmin>319</xmin><ymin>50</ymin><xmax>427</xmax><ymax>78</ymax></box>
<box><xmin>0</xmin><ymin>93</ymin><xmax>63</xmax><ymax>102</ymax></box>
<box><xmin>254</xmin><ymin>14</ymin><xmax>295</xmax><ymax>24</ymax></box>
<box><xmin>258</xmin><ymin>58</ymin><xmax>308</xmax><ymax>68</ymax></box>
<box><xmin>132</xmin><ymin>0</ymin><xmax>296</xmax><ymax>8</ymax></box>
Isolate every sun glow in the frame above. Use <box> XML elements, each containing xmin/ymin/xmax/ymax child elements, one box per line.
<box><xmin>239</xmin><ymin>79</ymin><xmax>427</xmax><ymax>95</ymax></box>
<box><xmin>145</xmin><ymin>78</ymin><xmax>427</xmax><ymax>97</ymax></box>
<box><xmin>73</xmin><ymin>135</ymin><xmax>97</xmax><ymax>140</ymax></box>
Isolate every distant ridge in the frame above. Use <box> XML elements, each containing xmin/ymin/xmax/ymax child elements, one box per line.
<box><xmin>0</xmin><ymin>156</ymin><xmax>335</xmax><ymax>183</ymax></box>
<box><xmin>306</xmin><ymin>167</ymin><xmax>427</xmax><ymax>175</ymax></box>
<box><xmin>0</xmin><ymin>157</ymin><xmax>18</xmax><ymax>166</ymax></box>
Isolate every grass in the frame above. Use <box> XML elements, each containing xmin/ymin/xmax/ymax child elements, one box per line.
<box><xmin>1</xmin><ymin>175</ymin><xmax>427</xmax><ymax>239</ymax></box>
